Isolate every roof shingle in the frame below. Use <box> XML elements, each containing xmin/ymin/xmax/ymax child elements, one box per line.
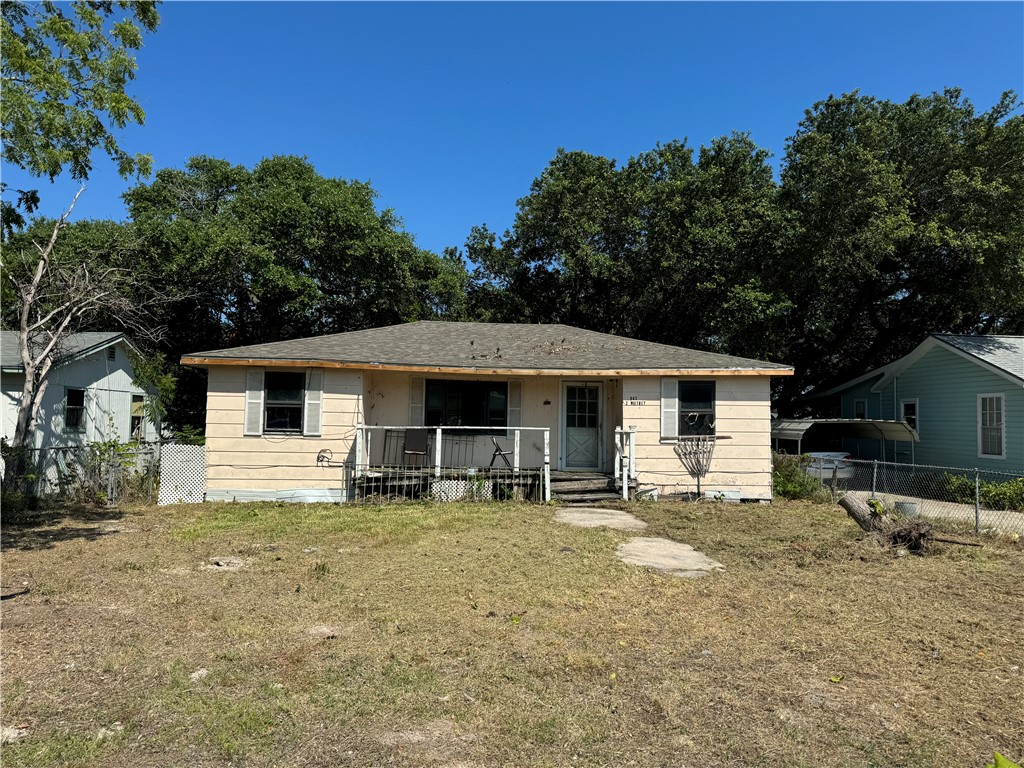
<box><xmin>182</xmin><ymin>322</ymin><xmax>792</xmax><ymax>373</ymax></box>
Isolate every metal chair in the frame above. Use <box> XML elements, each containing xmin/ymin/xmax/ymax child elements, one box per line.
<box><xmin>403</xmin><ymin>429</ymin><xmax>429</xmax><ymax>467</ymax></box>
<box><xmin>489</xmin><ymin>436</ymin><xmax>514</xmax><ymax>469</ymax></box>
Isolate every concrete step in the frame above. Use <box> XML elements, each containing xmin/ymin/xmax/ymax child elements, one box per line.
<box><xmin>549</xmin><ymin>477</ymin><xmax>618</xmax><ymax>492</ymax></box>
<box><xmin>552</xmin><ymin>492</ymin><xmax>626</xmax><ymax>503</ymax></box>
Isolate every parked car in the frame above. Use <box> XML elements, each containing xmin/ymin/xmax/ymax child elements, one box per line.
<box><xmin>806</xmin><ymin>452</ymin><xmax>855</xmax><ymax>481</ymax></box>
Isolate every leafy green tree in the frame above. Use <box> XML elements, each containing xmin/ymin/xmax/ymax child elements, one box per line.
<box><xmin>1</xmin><ymin>0</ymin><xmax>159</xmax><ymax>231</ymax></box>
<box><xmin>124</xmin><ymin>155</ymin><xmax>472</xmax><ymax>429</ymax></box>
<box><xmin>777</xmin><ymin>88</ymin><xmax>1024</xmax><ymax>408</ymax></box>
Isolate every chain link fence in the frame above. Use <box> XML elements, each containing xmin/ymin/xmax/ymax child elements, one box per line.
<box><xmin>2</xmin><ymin>443</ymin><xmax>162</xmax><ymax>505</ymax></box>
<box><xmin>812</xmin><ymin>458</ymin><xmax>1024</xmax><ymax>535</ymax></box>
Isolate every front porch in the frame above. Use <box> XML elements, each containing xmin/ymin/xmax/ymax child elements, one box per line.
<box><xmin>350</xmin><ymin>425</ymin><xmax>638</xmax><ymax>503</ymax></box>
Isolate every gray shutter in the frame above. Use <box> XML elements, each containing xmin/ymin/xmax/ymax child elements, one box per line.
<box><xmin>660</xmin><ymin>378</ymin><xmax>678</xmax><ymax>440</ymax></box>
<box><xmin>244</xmin><ymin>368</ymin><xmax>265</xmax><ymax>436</ymax></box>
<box><xmin>303</xmin><ymin>368</ymin><xmax>323</xmax><ymax>436</ymax></box>
<box><xmin>409</xmin><ymin>376</ymin><xmax>425</xmax><ymax>425</ymax></box>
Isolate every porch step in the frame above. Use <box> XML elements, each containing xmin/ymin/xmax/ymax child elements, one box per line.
<box><xmin>554</xmin><ymin>492</ymin><xmax>626</xmax><ymax>504</ymax></box>
<box><xmin>550</xmin><ymin>477</ymin><xmax>618</xmax><ymax>493</ymax></box>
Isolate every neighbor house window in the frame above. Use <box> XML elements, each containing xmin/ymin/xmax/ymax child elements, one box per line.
<box><xmin>65</xmin><ymin>388</ymin><xmax>86</xmax><ymax>433</ymax></box>
<box><xmin>978</xmin><ymin>394</ymin><xmax>1005</xmax><ymax>458</ymax></box>
<box><xmin>131</xmin><ymin>395</ymin><xmax>145</xmax><ymax>439</ymax></box>
<box><xmin>264</xmin><ymin>372</ymin><xmax>304</xmax><ymax>433</ymax></box>
<box><xmin>425</xmin><ymin>380</ymin><xmax>507</xmax><ymax>428</ymax></box>
<box><xmin>901</xmin><ymin>400</ymin><xmax>918</xmax><ymax>432</ymax></box>
<box><xmin>854</xmin><ymin>399</ymin><xmax>867</xmax><ymax>420</ymax></box>
<box><xmin>678</xmin><ymin>381</ymin><xmax>716</xmax><ymax>436</ymax></box>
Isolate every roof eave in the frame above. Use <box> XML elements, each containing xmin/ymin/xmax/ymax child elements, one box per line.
<box><xmin>180</xmin><ymin>355</ymin><xmax>794</xmax><ymax>377</ymax></box>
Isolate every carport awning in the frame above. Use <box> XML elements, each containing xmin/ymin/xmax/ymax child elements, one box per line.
<box><xmin>772</xmin><ymin>419</ymin><xmax>919</xmax><ymax>443</ymax></box>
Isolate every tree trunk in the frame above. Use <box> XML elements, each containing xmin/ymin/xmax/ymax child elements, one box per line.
<box><xmin>838</xmin><ymin>494</ymin><xmax>879</xmax><ymax>532</ymax></box>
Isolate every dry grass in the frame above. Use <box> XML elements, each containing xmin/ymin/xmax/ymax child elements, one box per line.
<box><xmin>1</xmin><ymin>498</ymin><xmax>1022</xmax><ymax>767</ymax></box>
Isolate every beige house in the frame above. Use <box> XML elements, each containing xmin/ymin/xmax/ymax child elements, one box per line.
<box><xmin>182</xmin><ymin>322</ymin><xmax>793</xmax><ymax>503</ymax></box>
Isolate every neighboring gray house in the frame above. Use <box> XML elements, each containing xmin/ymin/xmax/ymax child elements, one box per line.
<box><xmin>823</xmin><ymin>335</ymin><xmax>1023</xmax><ymax>472</ymax></box>
<box><xmin>1</xmin><ymin>332</ymin><xmax>159</xmax><ymax>448</ymax></box>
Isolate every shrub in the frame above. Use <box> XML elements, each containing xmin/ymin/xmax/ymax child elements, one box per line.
<box><xmin>773</xmin><ymin>453</ymin><xmax>831</xmax><ymax>502</ymax></box>
<box><xmin>939</xmin><ymin>473</ymin><xmax>1024</xmax><ymax>511</ymax></box>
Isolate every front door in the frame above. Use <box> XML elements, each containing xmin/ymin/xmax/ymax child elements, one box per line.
<box><xmin>563</xmin><ymin>383</ymin><xmax>601</xmax><ymax>470</ymax></box>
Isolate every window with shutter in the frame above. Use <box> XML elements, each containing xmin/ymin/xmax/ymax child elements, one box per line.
<box><xmin>303</xmin><ymin>368</ymin><xmax>323</xmax><ymax>436</ymax></box>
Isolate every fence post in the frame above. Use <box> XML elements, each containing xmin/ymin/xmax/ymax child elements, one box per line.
<box><xmin>831</xmin><ymin>464</ymin><xmax>838</xmax><ymax>502</ymax></box>
<box><xmin>974</xmin><ymin>468</ymin><xmax>981</xmax><ymax>533</ymax></box>
<box><xmin>871</xmin><ymin>460</ymin><xmax>877</xmax><ymax>496</ymax></box>
<box><xmin>148</xmin><ymin>447</ymin><xmax>156</xmax><ymax>503</ymax></box>
<box><xmin>513</xmin><ymin>428</ymin><xmax>520</xmax><ymax>472</ymax></box>
<box><xmin>107</xmin><ymin>446</ymin><xmax>116</xmax><ymax>504</ymax></box>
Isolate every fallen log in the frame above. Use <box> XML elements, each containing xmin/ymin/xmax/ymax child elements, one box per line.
<box><xmin>838</xmin><ymin>495</ymin><xmax>938</xmax><ymax>553</ymax></box>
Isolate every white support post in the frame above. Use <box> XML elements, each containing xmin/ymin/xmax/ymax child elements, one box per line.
<box><xmin>513</xmin><ymin>429</ymin><xmax>521</xmax><ymax>472</ymax></box>
<box><xmin>434</xmin><ymin>427</ymin><xmax>443</xmax><ymax>478</ymax></box>
<box><xmin>628</xmin><ymin>425</ymin><xmax>637</xmax><ymax>482</ymax></box>
<box><xmin>354</xmin><ymin>426</ymin><xmax>363</xmax><ymax>478</ymax></box>
<box><xmin>621</xmin><ymin>440</ymin><xmax>629</xmax><ymax>501</ymax></box>
<box><xmin>543</xmin><ymin>428</ymin><xmax>551</xmax><ymax>502</ymax></box>
<box><xmin>613</xmin><ymin>429</ymin><xmax>621</xmax><ymax>485</ymax></box>
<box><xmin>365</xmin><ymin>430</ymin><xmax>372</xmax><ymax>469</ymax></box>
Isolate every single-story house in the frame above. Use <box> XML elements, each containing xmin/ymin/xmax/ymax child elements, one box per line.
<box><xmin>1</xmin><ymin>331</ymin><xmax>160</xmax><ymax>448</ymax></box>
<box><xmin>820</xmin><ymin>334</ymin><xmax>1022</xmax><ymax>472</ymax></box>
<box><xmin>181</xmin><ymin>321</ymin><xmax>793</xmax><ymax>503</ymax></box>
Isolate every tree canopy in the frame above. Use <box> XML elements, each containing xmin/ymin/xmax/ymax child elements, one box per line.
<box><xmin>1</xmin><ymin>0</ymin><xmax>159</xmax><ymax>231</ymax></box>
<box><xmin>468</xmin><ymin>89</ymin><xmax>1023</xmax><ymax>412</ymax></box>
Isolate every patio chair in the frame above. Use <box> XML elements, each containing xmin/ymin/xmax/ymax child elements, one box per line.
<box><xmin>489</xmin><ymin>436</ymin><xmax>514</xmax><ymax>469</ymax></box>
<box><xmin>403</xmin><ymin>429</ymin><xmax>429</xmax><ymax>467</ymax></box>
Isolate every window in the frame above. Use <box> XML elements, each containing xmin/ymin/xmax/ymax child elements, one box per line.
<box><xmin>65</xmin><ymin>388</ymin><xmax>86</xmax><ymax>432</ymax></box>
<box><xmin>678</xmin><ymin>381</ymin><xmax>716</xmax><ymax>436</ymax></box>
<box><xmin>978</xmin><ymin>394</ymin><xmax>1005</xmax><ymax>458</ymax></box>
<box><xmin>901</xmin><ymin>400</ymin><xmax>918</xmax><ymax>431</ymax></box>
<box><xmin>264</xmin><ymin>372</ymin><xmax>304</xmax><ymax>433</ymax></box>
<box><xmin>131</xmin><ymin>395</ymin><xmax>145</xmax><ymax>439</ymax></box>
<box><xmin>425</xmin><ymin>380</ymin><xmax>507</xmax><ymax>428</ymax></box>
<box><xmin>566</xmin><ymin>385</ymin><xmax>599</xmax><ymax>429</ymax></box>
<box><xmin>854</xmin><ymin>399</ymin><xmax>867</xmax><ymax>420</ymax></box>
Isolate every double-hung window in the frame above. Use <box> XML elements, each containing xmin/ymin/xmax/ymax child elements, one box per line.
<box><xmin>244</xmin><ymin>368</ymin><xmax>323</xmax><ymax>437</ymax></box>
<box><xmin>264</xmin><ymin>372</ymin><xmax>305</xmax><ymax>433</ymax></box>
<box><xmin>661</xmin><ymin>379</ymin><xmax>716</xmax><ymax>440</ymax></box>
<box><xmin>900</xmin><ymin>400</ymin><xmax>918</xmax><ymax>432</ymax></box>
<box><xmin>978</xmin><ymin>394</ymin><xmax>1005</xmax><ymax>459</ymax></box>
<box><xmin>65</xmin><ymin>388</ymin><xmax>86</xmax><ymax>433</ymax></box>
<box><xmin>131</xmin><ymin>395</ymin><xmax>146</xmax><ymax>439</ymax></box>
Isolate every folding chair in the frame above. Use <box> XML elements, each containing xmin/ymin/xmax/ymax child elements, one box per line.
<box><xmin>403</xmin><ymin>429</ymin><xmax>429</xmax><ymax>467</ymax></box>
<box><xmin>489</xmin><ymin>436</ymin><xmax>514</xmax><ymax>469</ymax></box>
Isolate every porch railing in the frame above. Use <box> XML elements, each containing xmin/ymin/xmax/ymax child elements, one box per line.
<box><xmin>613</xmin><ymin>425</ymin><xmax>637</xmax><ymax>500</ymax></box>
<box><xmin>353</xmin><ymin>425</ymin><xmax>551</xmax><ymax>502</ymax></box>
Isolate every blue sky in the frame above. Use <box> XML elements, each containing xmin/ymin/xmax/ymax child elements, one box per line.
<box><xmin>7</xmin><ymin>1</ymin><xmax>1023</xmax><ymax>256</ymax></box>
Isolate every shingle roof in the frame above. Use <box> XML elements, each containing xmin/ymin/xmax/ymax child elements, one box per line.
<box><xmin>937</xmin><ymin>335</ymin><xmax>1024</xmax><ymax>382</ymax></box>
<box><xmin>182</xmin><ymin>322</ymin><xmax>792</xmax><ymax>373</ymax></box>
<box><xmin>1</xmin><ymin>331</ymin><xmax>125</xmax><ymax>370</ymax></box>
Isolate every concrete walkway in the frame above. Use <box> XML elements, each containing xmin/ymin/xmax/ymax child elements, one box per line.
<box><xmin>553</xmin><ymin>507</ymin><xmax>648</xmax><ymax>531</ymax></box>
<box><xmin>616</xmin><ymin>537</ymin><xmax>726</xmax><ymax>579</ymax></box>
<box><xmin>553</xmin><ymin>507</ymin><xmax>725</xmax><ymax>578</ymax></box>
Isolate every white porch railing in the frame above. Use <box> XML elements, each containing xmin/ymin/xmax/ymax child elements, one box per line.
<box><xmin>353</xmin><ymin>425</ymin><xmax>551</xmax><ymax>502</ymax></box>
<box><xmin>614</xmin><ymin>425</ymin><xmax>637</xmax><ymax>500</ymax></box>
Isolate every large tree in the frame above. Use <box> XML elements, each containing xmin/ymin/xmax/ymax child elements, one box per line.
<box><xmin>1</xmin><ymin>0</ymin><xmax>161</xmax><ymax>462</ymax></box>
<box><xmin>776</xmin><ymin>88</ymin><xmax>1024</xmax><ymax>408</ymax></box>
<box><xmin>1</xmin><ymin>0</ymin><xmax>159</xmax><ymax>232</ymax></box>
<box><xmin>124</xmin><ymin>155</ymin><xmax>471</xmax><ymax>429</ymax></box>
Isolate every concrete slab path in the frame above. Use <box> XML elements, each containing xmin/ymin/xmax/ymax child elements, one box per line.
<box><xmin>554</xmin><ymin>507</ymin><xmax>648</xmax><ymax>531</ymax></box>
<box><xmin>616</xmin><ymin>537</ymin><xmax>725</xmax><ymax>579</ymax></box>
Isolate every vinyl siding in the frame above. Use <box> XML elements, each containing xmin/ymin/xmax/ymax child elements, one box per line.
<box><xmin>203</xmin><ymin>366</ymin><xmax>361</xmax><ymax>498</ymax></box>
<box><xmin>0</xmin><ymin>343</ymin><xmax>159</xmax><ymax>448</ymax></box>
<box><xmin>623</xmin><ymin>376</ymin><xmax>773</xmax><ymax>500</ymax></box>
<box><xmin>892</xmin><ymin>345</ymin><xmax>1023</xmax><ymax>472</ymax></box>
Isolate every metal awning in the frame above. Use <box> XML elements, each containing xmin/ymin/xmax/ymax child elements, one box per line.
<box><xmin>772</xmin><ymin>419</ymin><xmax>919</xmax><ymax>443</ymax></box>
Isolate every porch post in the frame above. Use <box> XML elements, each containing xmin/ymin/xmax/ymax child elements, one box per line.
<box><xmin>513</xmin><ymin>429</ymin><xmax>520</xmax><ymax>472</ymax></box>
<box><xmin>543</xmin><ymin>428</ymin><xmax>551</xmax><ymax>502</ymax></box>
<box><xmin>354</xmin><ymin>426</ymin><xmax>363</xmax><ymax>478</ymax></box>
<box><xmin>614</xmin><ymin>429</ymin><xmax>621</xmax><ymax>484</ymax></box>
<box><xmin>628</xmin><ymin>425</ymin><xmax>637</xmax><ymax>482</ymax></box>
<box><xmin>434</xmin><ymin>427</ymin><xmax>443</xmax><ymax>478</ymax></box>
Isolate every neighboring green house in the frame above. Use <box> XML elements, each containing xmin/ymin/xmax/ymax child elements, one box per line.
<box><xmin>822</xmin><ymin>335</ymin><xmax>1022</xmax><ymax>472</ymax></box>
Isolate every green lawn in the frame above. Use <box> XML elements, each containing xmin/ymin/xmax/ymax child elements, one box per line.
<box><xmin>2</xmin><ymin>499</ymin><xmax>1021</xmax><ymax>767</ymax></box>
